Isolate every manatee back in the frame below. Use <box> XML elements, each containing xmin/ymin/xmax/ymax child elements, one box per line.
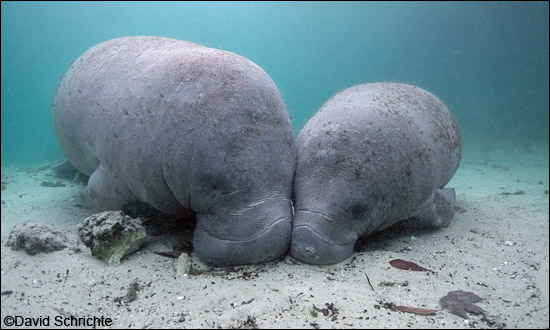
<box><xmin>54</xmin><ymin>36</ymin><xmax>295</xmax><ymax>216</ymax></box>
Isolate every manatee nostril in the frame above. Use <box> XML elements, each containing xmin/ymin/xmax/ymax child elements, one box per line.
<box><xmin>303</xmin><ymin>246</ymin><xmax>314</xmax><ymax>257</ymax></box>
<box><xmin>292</xmin><ymin>241</ymin><xmax>315</xmax><ymax>258</ymax></box>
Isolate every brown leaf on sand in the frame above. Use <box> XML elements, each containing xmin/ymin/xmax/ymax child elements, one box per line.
<box><xmin>392</xmin><ymin>305</ymin><xmax>439</xmax><ymax>315</ymax></box>
<box><xmin>389</xmin><ymin>259</ymin><xmax>431</xmax><ymax>271</ymax></box>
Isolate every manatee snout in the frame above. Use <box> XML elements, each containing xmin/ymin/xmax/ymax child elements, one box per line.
<box><xmin>194</xmin><ymin>213</ymin><xmax>292</xmax><ymax>266</ymax></box>
<box><xmin>193</xmin><ymin>196</ymin><xmax>293</xmax><ymax>266</ymax></box>
<box><xmin>291</xmin><ymin>211</ymin><xmax>355</xmax><ymax>265</ymax></box>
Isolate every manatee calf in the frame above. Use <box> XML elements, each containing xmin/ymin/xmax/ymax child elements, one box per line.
<box><xmin>53</xmin><ymin>36</ymin><xmax>296</xmax><ymax>266</ymax></box>
<box><xmin>291</xmin><ymin>83</ymin><xmax>462</xmax><ymax>264</ymax></box>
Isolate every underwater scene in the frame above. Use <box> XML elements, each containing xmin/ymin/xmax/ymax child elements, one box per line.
<box><xmin>1</xmin><ymin>1</ymin><xmax>548</xmax><ymax>328</ymax></box>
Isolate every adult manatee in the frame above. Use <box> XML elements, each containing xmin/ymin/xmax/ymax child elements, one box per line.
<box><xmin>291</xmin><ymin>83</ymin><xmax>462</xmax><ymax>264</ymax></box>
<box><xmin>53</xmin><ymin>36</ymin><xmax>296</xmax><ymax>266</ymax></box>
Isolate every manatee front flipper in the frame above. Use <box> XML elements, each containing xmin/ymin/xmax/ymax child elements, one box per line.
<box><xmin>80</xmin><ymin>164</ymin><xmax>135</xmax><ymax>211</ymax></box>
<box><xmin>413</xmin><ymin>188</ymin><xmax>456</xmax><ymax>227</ymax></box>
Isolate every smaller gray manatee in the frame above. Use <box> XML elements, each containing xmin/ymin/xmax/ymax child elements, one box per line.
<box><xmin>291</xmin><ymin>83</ymin><xmax>462</xmax><ymax>265</ymax></box>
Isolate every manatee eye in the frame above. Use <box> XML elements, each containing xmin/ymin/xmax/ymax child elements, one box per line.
<box><xmin>346</xmin><ymin>203</ymin><xmax>367</xmax><ymax>218</ymax></box>
<box><xmin>201</xmin><ymin>174</ymin><xmax>224</xmax><ymax>192</ymax></box>
<box><xmin>201</xmin><ymin>173</ymin><xmax>234</xmax><ymax>196</ymax></box>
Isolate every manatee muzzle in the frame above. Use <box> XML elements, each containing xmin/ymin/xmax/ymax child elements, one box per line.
<box><xmin>291</xmin><ymin>223</ymin><xmax>354</xmax><ymax>265</ymax></box>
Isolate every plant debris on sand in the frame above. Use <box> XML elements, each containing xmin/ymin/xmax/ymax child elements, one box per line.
<box><xmin>440</xmin><ymin>290</ymin><xmax>485</xmax><ymax>318</ymax></box>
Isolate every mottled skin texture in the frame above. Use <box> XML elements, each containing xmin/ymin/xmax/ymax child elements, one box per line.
<box><xmin>291</xmin><ymin>83</ymin><xmax>462</xmax><ymax>264</ymax></box>
<box><xmin>53</xmin><ymin>37</ymin><xmax>296</xmax><ymax>266</ymax></box>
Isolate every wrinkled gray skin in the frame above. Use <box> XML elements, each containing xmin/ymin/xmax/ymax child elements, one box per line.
<box><xmin>54</xmin><ymin>37</ymin><xmax>296</xmax><ymax>266</ymax></box>
<box><xmin>291</xmin><ymin>83</ymin><xmax>462</xmax><ymax>264</ymax></box>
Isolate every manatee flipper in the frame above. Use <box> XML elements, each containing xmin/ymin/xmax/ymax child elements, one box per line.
<box><xmin>80</xmin><ymin>164</ymin><xmax>134</xmax><ymax>211</ymax></box>
<box><xmin>414</xmin><ymin>188</ymin><xmax>456</xmax><ymax>227</ymax></box>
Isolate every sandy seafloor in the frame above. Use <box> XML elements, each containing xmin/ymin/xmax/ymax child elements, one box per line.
<box><xmin>1</xmin><ymin>138</ymin><xmax>548</xmax><ymax>329</ymax></box>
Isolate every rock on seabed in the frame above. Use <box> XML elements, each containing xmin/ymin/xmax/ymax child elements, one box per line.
<box><xmin>78</xmin><ymin>211</ymin><xmax>146</xmax><ymax>265</ymax></box>
<box><xmin>6</xmin><ymin>222</ymin><xmax>69</xmax><ymax>255</ymax></box>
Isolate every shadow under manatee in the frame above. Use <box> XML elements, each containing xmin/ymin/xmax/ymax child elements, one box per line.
<box><xmin>354</xmin><ymin>199</ymin><xmax>469</xmax><ymax>254</ymax></box>
<box><xmin>123</xmin><ymin>201</ymin><xmax>197</xmax><ymax>254</ymax></box>
<box><xmin>123</xmin><ymin>201</ymin><xmax>197</xmax><ymax>236</ymax></box>
<box><xmin>354</xmin><ymin>217</ymin><xmax>447</xmax><ymax>254</ymax></box>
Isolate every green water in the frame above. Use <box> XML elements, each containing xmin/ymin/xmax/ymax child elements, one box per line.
<box><xmin>1</xmin><ymin>1</ymin><xmax>548</xmax><ymax>164</ymax></box>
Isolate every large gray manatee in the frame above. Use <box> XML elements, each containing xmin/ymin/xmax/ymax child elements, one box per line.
<box><xmin>53</xmin><ymin>36</ymin><xmax>296</xmax><ymax>266</ymax></box>
<box><xmin>291</xmin><ymin>83</ymin><xmax>462</xmax><ymax>264</ymax></box>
